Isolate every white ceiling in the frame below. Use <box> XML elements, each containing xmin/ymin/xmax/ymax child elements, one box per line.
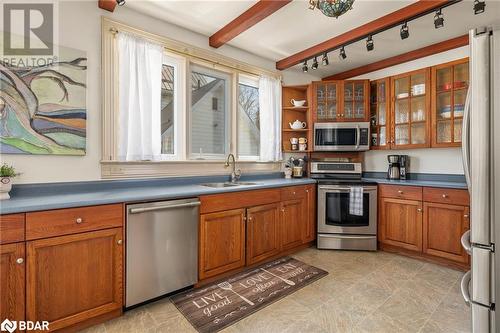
<box><xmin>126</xmin><ymin>0</ymin><xmax>500</xmax><ymax>77</ymax></box>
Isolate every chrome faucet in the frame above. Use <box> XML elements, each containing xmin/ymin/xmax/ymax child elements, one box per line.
<box><xmin>225</xmin><ymin>153</ymin><xmax>241</xmax><ymax>183</ymax></box>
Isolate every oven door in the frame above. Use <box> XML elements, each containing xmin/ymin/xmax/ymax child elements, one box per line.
<box><xmin>314</xmin><ymin>123</ymin><xmax>369</xmax><ymax>151</ymax></box>
<box><xmin>317</xmin><ymin>185</ymin><xmax>377</xmax><ymax>235</ymax></box>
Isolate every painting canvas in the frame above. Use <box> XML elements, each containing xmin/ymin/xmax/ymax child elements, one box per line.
<box><xmin>0</xmin><ymin>45</ymin><xmax>87</xmax><ymax>155</ymax></box>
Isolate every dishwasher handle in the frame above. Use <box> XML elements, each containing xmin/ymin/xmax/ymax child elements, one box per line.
<box><xmin>129</xmin><ymin>201</ymin><xmax>200</xmax><ymax>214</ymax></box>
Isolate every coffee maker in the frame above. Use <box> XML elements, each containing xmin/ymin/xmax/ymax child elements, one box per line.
<box><xmin>387</xmin><ymin>155</ymin><xmax>401</xmax><ymax>180</ymax></box>
<box><xmin>399</xmin><ymin>155</ymin><xmax>409</xmax><ymax>180</ymax></box>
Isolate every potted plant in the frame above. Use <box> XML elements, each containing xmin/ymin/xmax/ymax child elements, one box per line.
<box><xmin>0</xmin><ymin>164</ymin><xmax>18</xmax><ymax>200</ymax></box>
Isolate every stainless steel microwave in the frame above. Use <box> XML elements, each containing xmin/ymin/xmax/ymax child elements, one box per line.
<box><xmin>314</xmin><ymin>122</ymin><xmax>370</xmax><ymax>151</ymax></box>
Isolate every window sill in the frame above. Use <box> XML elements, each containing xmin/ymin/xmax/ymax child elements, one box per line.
<box><xmin>101</xmin><ymin>160</ymin><xmax>282</xmax><ymax>179</ymax></box>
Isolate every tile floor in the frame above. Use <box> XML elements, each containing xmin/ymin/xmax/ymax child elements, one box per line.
<box><xmin>83</xmin><ymin>248</ymin><xmax>471</xmax><ymax>333</ymax></box>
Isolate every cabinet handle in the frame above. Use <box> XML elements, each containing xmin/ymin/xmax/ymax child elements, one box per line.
<box><xmin>16</xmin><ymin>258</ymin><xmax>24</xmax><ymax>264</ymax></box>
<box><xmin>398</xmin><ymin>190</ymin><xmax>404</xmax><ymax>194</ymax></box>
<box><xmin>442</xmin><ymin>194</ymin><xmax>448</xmax><ymax>198</ymax></box>
<box><xmin>75</xmin><ymin>217</ymin><xmax>83</xmax><ymax>224</ymax></box>
<box><xmin>117</xmin><ymin>239</ymin><xmax>123</xmax><ymax>245</ymax></box>
<box><xmin>417</xmin><ymin>208</ymin><xmax>422</xmax><ymax>212</ymax></box>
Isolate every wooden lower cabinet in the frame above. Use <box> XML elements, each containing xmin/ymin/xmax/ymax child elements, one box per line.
<box><xmin>26</xmin><ymin>228</ymin><xmax>123</xmax><ymax>331</ymax></box>
<box><xmin>199</xmin><ymin>209</ymin><xmax>246</xmax><ymax>280</ymax></box>
<box><xmin>379</xmin><ymin>197</ymin><xmax>423</xmax><ymax>252</ymax></box>
<box><xmin>423</xmin><ymin>202</ymin><xmax>470</xmax><ymax>263</ymax></box>
<box><xmin>280</xmin><ymin>199</ymin><xmax>306</xmax><ymax>251</ymax></box>
<box><xmin>246</xmin><ymin>203</ymin><xmax>281</xmax><ymax>265</ymax></box>
<box><xmin>0</xmin><ymin>242</ymin><xmax>25</xmax><ymax>325</ymax></box>
<box><xmin>303</xmin><ymin>185</ymin><xmax>316</xmax><ymax>243</ymax></box>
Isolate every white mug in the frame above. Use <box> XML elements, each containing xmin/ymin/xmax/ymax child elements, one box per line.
<box><xmin>290</xmin><ymin>137</ymin><xmax>298</xmax><ymax>144</ymax></box>
<box><xmin>299</xmin><ymin>143</ymin><xmax>307</xmax><ymax>151</ymax></box>
<box><xmin>290</xmin><ymin>99</ymin><xmax>306</xmax><ymax>107</ymax></box>
<box><xmin>298</xmin><ymin>137</ymin><xmax>307</xmax><ymax>144</ymax></box>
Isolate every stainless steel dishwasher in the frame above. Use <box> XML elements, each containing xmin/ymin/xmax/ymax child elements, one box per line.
<box><xmin>126</xmin><ymin>198</ymin><xmax>199</xmax><ymax>307</ymax></box>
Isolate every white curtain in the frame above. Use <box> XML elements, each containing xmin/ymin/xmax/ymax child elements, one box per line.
<box><xmin>117</xmin><ymin>32</ymin><xmax>163</xmax><ymax>161</ymax></box>
<box><xmin>259</xmin><ymin>76</ymin><xmax>282</xmax><ymax>162</ymax></box>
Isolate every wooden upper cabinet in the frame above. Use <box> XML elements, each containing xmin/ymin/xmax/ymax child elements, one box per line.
<box><xmin>280</xmin><ymin>199</ymin><xmax>305</xmax><ymax>251</ymax></box>
<box><xmin>431</xmin><ymin>58</ymin><xmax>469</xmax><ymax>148</ymax></box>
<box><xmin>391</xmin><ymin>68</ymin><xmax>431</xmax><ymax>149</ymax></box>
<box><xmin>312</xmin><ymin>80</ymin><xmax>341</xmax><ymax>122</ymax></box>
<box><xmin>370</xmin><ymin>78</ymin><xmax>391</xmax><ymax>149</ymax></box>
<box><xmin>423</xmin><ymin>202</ymin><xmax>469</xmax><ymax>264</ymax></box>
<box><xmin>199</xmin><ymin>209</ymin><xmax>246</xmax><ymax>280</ymax></box>
<box><xmin>246</xmin><ymin>203</ymin><xmax>281</xmax><ymax>266</ymax></box>
<box><xmin>26</xmin><ymin>228</ymin><xmax>123</xmax><ymax>331</ymax></box>
<box><xmin>379</xmin><ymin>197</ymin><xmax>423</xmax><ymax>252</ymax></box>
<box><xmin>0</xmin><ymin>243</ymin><xmax>25</xmax><ymax>325</ymax></box>
<box><xmin>342</xmin><ymin>80</ymin><xmax>370</xmax><ymax>121</ymax></box>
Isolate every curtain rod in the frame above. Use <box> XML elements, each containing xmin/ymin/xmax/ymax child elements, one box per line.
<box><xmin>109</xmin><ymin>27</ymin><xmax>280</xmax><ymax>80</ymax></box>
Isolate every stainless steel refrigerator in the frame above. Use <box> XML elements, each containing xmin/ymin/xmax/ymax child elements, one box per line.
<box><xmin>461</xmin><ymin>26</ymin><xmax>500</xmax><ymax>332</ymax></box>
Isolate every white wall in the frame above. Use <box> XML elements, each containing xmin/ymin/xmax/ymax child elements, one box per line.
<box><xmin>353</xmin><ymin>46</ymin><xmax>469</xmax><ymax>174</ymax></box>
<box><xmin>1</xmin><ymin>1</ymin><xmax>319</xmax><ymax>184</ymax></box>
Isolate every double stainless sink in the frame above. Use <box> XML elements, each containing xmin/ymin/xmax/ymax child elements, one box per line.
<box><xmin>201</xmin><ymin>182</ymin><xmax>259</xmax><ymax>188</ymax></box>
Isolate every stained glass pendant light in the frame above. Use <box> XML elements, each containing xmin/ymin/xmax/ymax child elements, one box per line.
<box><xmin>309</xmin><ymin>0</ymin><xmax>355</xmax><ymax>18</ymax></box>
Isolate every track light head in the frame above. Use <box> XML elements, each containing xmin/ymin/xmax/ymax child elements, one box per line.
<box><xmin>116</xmin><ymin>0</ymin><xmax>126</xmax><ymax>6</ymax></box>
<box><xmin>339</xmin><ymin>47</ymin><xmax>347</xmax><ymax>60</ymax></box>
<box><xmin>400</xmin><ymin>22</ymin><xmax>409</xmax><ymax>40</ymax></box>
<box><xmin>434</xmin><ymin>9</ymin><xmax>444</xmax><ymax>29</ymax></box>
<box><xmin>366</xmin><ymin>36</ymin><xmax>374</xmax><ymax>51</ymax></box>
<box><xmin>322</xmin><ymin>52</ymin><xmax>329</xmax><ymax>66</ymax></box>
<box><xmin>474</xmin><ymin>0</ymin><xmax>485</xmax><ymax>14</ymax></box>
<box><xmin>302</xmin><ymin>60</ymin><xmax>309</xmax><ymax>72</ymax></box>
<box><xmin>312</xmin><ymin>56</ymin><xmax>319</xmax><ymax>70</ymax></box>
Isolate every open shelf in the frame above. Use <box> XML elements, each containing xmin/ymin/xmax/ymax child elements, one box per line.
<box><xmin>282</xmin><ymin>106</ymin><xmax>309</xmax><ymax>111</ymax></box>
<box><xmin>283</xmin><ymin>129</ymin><xmax>310</xmax><ymax>132</ymax></box>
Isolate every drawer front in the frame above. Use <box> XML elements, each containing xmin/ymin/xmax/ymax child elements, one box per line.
<box><xmin>0</xmin><ymin>213</ymin><xmax>25</xmax><ymax>244</ymax></box>
<box><xmin>423</xmin><ymin>187</ymin><xmax>470</xmax><ymax>206</ymax></box>
<box><xmin>26</xmin><ymin>204</ymin><xmax>123</xmax><ymax>240</ymax></box>
<box><xmin>280</xmin><ymin>185</ymin><xmax>308</xmax><ymax>201</ymax></box>
<box><xmin>378</xmin><ymin>184</ymin><xmax>422</xmax><ymax>201</ymax></box>
<box><xmin>200</xmin><ymin>188</ymin><xmax>281</xmax><ymax>214</ymax></box>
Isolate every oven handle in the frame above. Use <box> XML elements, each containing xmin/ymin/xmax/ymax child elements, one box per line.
<box><xmin>319</xmin><ymin>234</ymin><xmax>376</xmax><ymax>240</ymax></box>
<box><xmin>319</xmin><ymin>186</ymin><xmax>377</xmax><ymax>191</ymax></box>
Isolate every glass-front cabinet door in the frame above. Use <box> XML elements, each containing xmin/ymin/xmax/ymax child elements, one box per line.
<box><xmin>313</xmin><ymin>81</ymin><xmax>341</xmax><ymax>121</ymax></box>
<box><xmin>431</xmin><ymin>58</ymin><xmax>469</xmax><ymax>147</ymax></box>
<box><xmin>370</xmin><ymin>78</ymin><xmax>391</xmax><ymax>149</ymax></box>
<box><xmin>342</xmin><ymin>80</ymin><xmax>369</xmax><ymax>121</ymax></box>
<box><xmin>391</xmin><ymin>68</ymin><xmax>430</xmax><ymax>149</ymax></box>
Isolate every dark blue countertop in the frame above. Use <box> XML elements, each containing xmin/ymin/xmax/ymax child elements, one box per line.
<box><xmin>0</xmin><ymin>173</ymin><xmax>316</xmax><ymax>215</ymax></box>
<box><xmin>362</xmin><ymin>177</ymin><xmax>468</xmax><ymax>189</ymax></box>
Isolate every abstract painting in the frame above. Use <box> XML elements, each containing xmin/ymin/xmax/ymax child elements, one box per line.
<box><xmin>0</xmin><ymin>46</ymin><xmax>87</xmax><ymax>155</ymax></box>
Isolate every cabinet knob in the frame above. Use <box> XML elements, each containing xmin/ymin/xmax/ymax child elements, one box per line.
<box><xmin>464</xmin><ymin>214</ymin><xmax>469</xmax><ymax>218</ymax></box>
<box><xmin>248</xmin><ymin>217</ymin><xmax>253</xmax><ymax>222</ymax></box>
<box><xmin>305</xmin><ymin>189</ymin><xmax>309</xmax><ymax>193</ymax></box>
<box><xmin>117</xmin><ymin>239</ymin><xmax>123</xmax><ymax>245</ymax></box>
<box><xmin>281</xmin><ymin>208</ymin><xmax>285</xmax><ymax>212</ymax></box>
<box><xmin>442</xmin><ymin>194</ymin><xmax>448</xmax><ymax>198</ymax></box>
<box><xmin>75</xmin><ymin>217</ymin><xmax>83</xmax><ymax>224</ymax></box>
<box><xmin>417</xmin><ymin>208</ymin><xmax>422</xmax><ymax>212</ymax></box>
<box><xmin>398</xmin><ymin>190</ymin><xmax>404</xmax><ymax>194</ymax></box>
<box><xmin>16</xmin><ymin>258</ymin><xmax>24</xmax><ymax>264</ymax></box>
<box><xmin>293</xmin><ymin>191</ymin><xmax>296</xmax><ymax>195</ymax></box>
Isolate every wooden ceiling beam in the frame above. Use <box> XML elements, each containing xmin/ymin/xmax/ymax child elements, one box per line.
<box><xmin>209</xmin><ymin>0</ymin><xmax>292</xmax><ymax>49</ymax></box>
<box><xmin>98</xmin><ymin>0</ymin><xmax>117</xmax><ymax>12</ymax></box>
<box><xmin>276</xmin><ymin>0</ymin><xmax>459</xmax><ymax>70</ymax></box>
<box><xmin>322</xmin><ymin>34</ymin><xmax>469</xmax><ymax>80</ymax></box>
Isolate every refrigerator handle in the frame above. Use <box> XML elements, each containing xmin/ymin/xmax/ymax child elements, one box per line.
<box><xmin>461</xmin><ymin>230</ymin><xmax>472</xmax><ymax>255</ymax></box>
<box><xmin>460</xmin><ymin>270</ymin><xmax>472</xmax><ymax>306</ymax></box>
<box><xmin>461</xmin><ymin>87</ymin><xmax>472</xmax><ymax>193</ymax></box>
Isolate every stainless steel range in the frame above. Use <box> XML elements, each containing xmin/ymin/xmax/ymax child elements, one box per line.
<box><xmin>311</xmin><ymin>161</ymin><xmax>377</xmax><ymax>251</ymax></box>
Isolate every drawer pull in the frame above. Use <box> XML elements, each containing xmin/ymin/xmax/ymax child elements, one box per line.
<box><xmin>442</xmin><ymin>194</ymin><xmax>448</xmax><ymax>198</ymax></box>
<box><xmin>75</xmin><ymin>217</ymin><xmax>83</xmax><ymax>224</ymax></box>
<box><xmin>16</xmin><ymin>258</ymin><xmax>24</xmax><ymax>264</ymax></box>
<box><xmin>398</xmin><ymin>190</ymin><xmax>404</xmax><ymax>194</ymax></box>
<box><xmin>117</xmin><ymin>239</ymin><xmax>123</xmax><ymax>245</ymax></box>
<box><xmin>417</xmin><ymin>208</ymin><xmax>422</xmax><ymax>212</ymax></box>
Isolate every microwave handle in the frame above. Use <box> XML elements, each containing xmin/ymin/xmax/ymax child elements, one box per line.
<box><xmin>356</xmin><ymin>125</ymin><xmax>360</xmax><ymax>149</ymax></box>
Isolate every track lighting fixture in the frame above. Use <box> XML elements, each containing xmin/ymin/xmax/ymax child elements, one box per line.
<box><xmin>474</xmin><ymin>0</ymin><xmax>485</xmax><ymax>14</ymax></box>
<box><xmin>322</xmin><ymin>52</ymin><xmax>329</xmax><ymax>66</ymax></box>
<box><xmin>366</xmin><ymin>36</ymin><xmax>374</xmax><ymax>51</ymax></box>
<box><xmin>312</xmin><ymin>56</ymin><xmax>319</xmax><ymax>70</ymax></box>
<box><xmin>302</xmin><ymin>60</ymin><xmax>309</xmax><ymax>72</ymax></box>
<box><xmin>339</xmin><ymin>46</ymin><xmax>347</xmax><ymax>60</ymax></box>
<box><xmin>116</xmin><ymin>0</ymin><xmax>126</xmax><ymax>6</ymax></box>
<box><xmin>434</xmin><ymin>9</ymin><xmax>444</xmax><ymax>28</ymax></box>
<box><xmin>400</xmin><ymin>22</ymin><xmax>409</xmax><ymax>40</ymax></box>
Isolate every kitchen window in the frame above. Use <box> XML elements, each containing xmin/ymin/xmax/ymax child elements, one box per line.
<box><xmin>238</xmin><ymin>75</ymin><xmax>260</xmax><ymax>159</ymax></box>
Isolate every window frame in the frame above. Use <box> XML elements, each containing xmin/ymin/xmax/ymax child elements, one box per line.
<box><xmin>237</xmin><ymin>74</ymin><xmax>261</xmax><ymax>161</ymax></box>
